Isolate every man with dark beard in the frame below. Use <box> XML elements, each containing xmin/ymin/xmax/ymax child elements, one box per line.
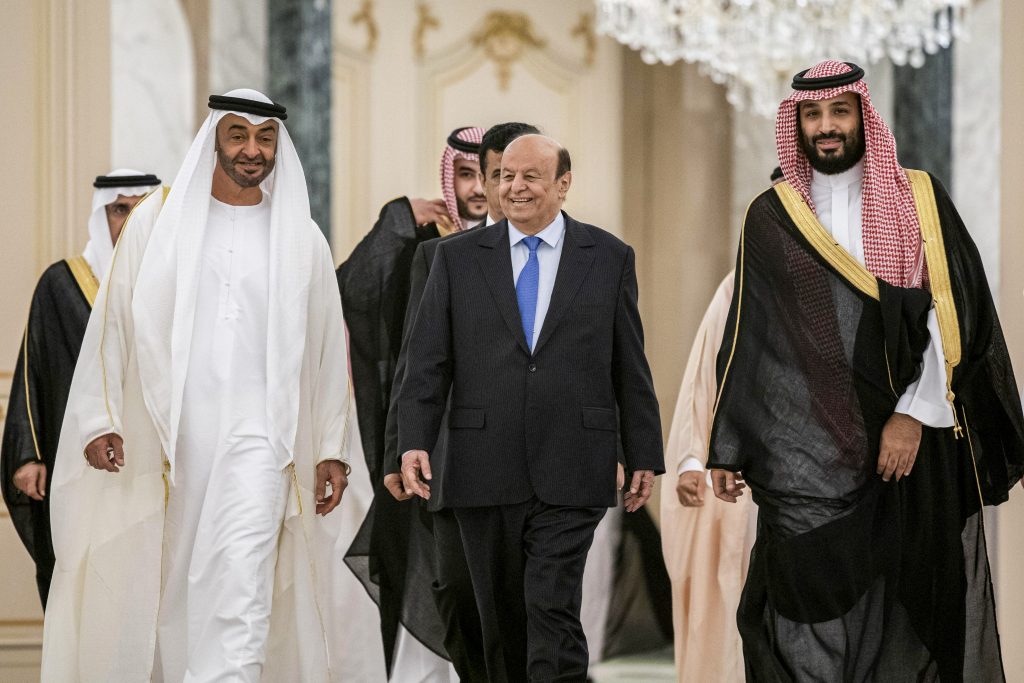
<box><xmin>41</xmin><ymin>90</ymin><xmax>356</xmax><ymax>681</ymax></box>
<box><xmin>708</xmin><ymin>61</ymin><xmax>1024</xmax><ymax>681</ymax></box>
<box><xmin>337</xmin><ymin>126</ymin><xmax>488</xmax><ymax>678</ymax></box>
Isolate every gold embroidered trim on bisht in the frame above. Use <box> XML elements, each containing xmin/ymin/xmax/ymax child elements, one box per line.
<box><xmin>22</xmin><ymin>330</ymin><xmax>43</xmax><ymax>462</ymax></box>
<box><xmin>65</xmin><ymin>256</ymin><xmax>99</xmax><ymax>307</ymax></box>
<box><xmin>905</xmin><ymin>169</ymin><xmax>961</xmax><ymax>397</ymax></box>
<box><xmin>774</xmin><ymin>181</ymin><xmax>880</xmax><ymax>301</ymax></box>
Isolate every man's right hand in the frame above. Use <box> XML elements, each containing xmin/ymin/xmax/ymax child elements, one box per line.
<box><xmin>409</xmin><ymin>198</ymin><xmax>449</xmax><ymax>227</ymax></box>
<box><xmin>84</xmin><ymin>433</ymin><xmax>125</xmax><ymax>473</ymax></box>
<box><xmin>400</xmin><ymin>450</ymin><xmax>432</xmax><ymax>500</ymax></box>
<box><xmin>13</xmin><ymin>462</ymin><xmax>47</xmax><ymax>501</ymax></box>
<box><xmin>384</xmin><ymin>473</ymin><xmax>412</xmax><ymax>501</ymax></box>
<box><xmin>710</xmin><ymin>468</ymin><xmax>745</xmax><ymax>503</ymax></box>
<box><xmin>676</xmin><ymin>471</ymin><xmax>705</xmax><ymax>507</ymax></box>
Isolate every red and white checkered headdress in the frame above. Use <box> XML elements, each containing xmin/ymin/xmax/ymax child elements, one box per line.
<box><xmin>776</xmin><ymin>60</ymin><xmax>924</xmax><ymax>289</ymax></box>
<box><xmin>440</xmin><ymin>126</ymin><xmax>485</xmax><ymax>231</ymax></box>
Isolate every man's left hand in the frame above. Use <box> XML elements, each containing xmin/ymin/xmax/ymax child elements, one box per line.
<box><xmin>877</xmin><ymin>412</ymin><xmax>922</xmax><ymax>482</ymax></box>
<box><xmin>315</xmin><ymin>460</ymin><xmax>349</xmax><ymax>515</ymax></box>
<box><xmin>624</xmin><ymin>469</ymin><xmax>655</xmax><ymax>512</ymax></box>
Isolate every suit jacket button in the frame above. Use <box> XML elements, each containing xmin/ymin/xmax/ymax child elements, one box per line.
<box><xmin>528</xmin><ymin>363</ymin><xmax>537</xmax><ymax>373</ymax></box>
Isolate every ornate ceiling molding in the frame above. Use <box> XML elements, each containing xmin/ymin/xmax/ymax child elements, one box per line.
<box><xmin>470</xmin><ymin>11</ymin><xmax>547</xmax><ymax>90</ymax></box>
<box><xmin>350</xmin><ymin>0</ymin><xmax>378</xmax><ymax>54</ymax></box>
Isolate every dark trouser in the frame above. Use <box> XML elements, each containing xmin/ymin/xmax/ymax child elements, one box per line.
<box><xmin>454</xmin><ymin>498</ymin><xmax>606</xmax><ymax>683</ymax></box>
<box><xmin>431</xmin><ymin>507</ymin><xmax>489</xmax><ymax>682</ymax></box>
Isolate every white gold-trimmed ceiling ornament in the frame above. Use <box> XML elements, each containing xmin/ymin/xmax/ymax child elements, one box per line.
<box><xmin>595</xmin><ymin>0</ymin><xmax>970</xmax><ymax>116</ymax></box>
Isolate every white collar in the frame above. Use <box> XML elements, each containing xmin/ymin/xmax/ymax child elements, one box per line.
<box><xmin>508</xmin><ymin>212</ymin><xmax>565</xmax><ymax>249</ymax></box>
<box><xmin>811</xmin><ymin>159</ymin><xmax>865</xmax><ymax>190</ymax></box>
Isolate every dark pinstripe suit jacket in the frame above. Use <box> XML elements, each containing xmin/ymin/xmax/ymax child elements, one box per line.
<box><xmin>398</xmin><ymin>212</ymin><xmax>664</xmax><ymax>508</ymax></box>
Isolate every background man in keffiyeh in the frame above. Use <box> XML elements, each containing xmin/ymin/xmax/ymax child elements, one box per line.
<box><xmin>1</xmin><ymin>169</ymin><xmax>159</xmax><ymax>608</ymax></box>
<box><xmin>707</xmin><ymin>60</ymin><xmax>1024</xmax><ymax>680</ymax></box>
<box><xmin>337</xmin><ymin>125</ymin><xmax>487</xmax><ymax>678</ymax></box>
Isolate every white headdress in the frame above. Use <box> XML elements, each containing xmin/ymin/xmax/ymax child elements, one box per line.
<box><xmin>82</xmin><ymin>169</ymin><xmax>160</xmax><ymax>280</ymax></box>
<box><xmin>132</xmin><ymin>88</ymin><xmax>326</xmax><ymax>472</ymax></box>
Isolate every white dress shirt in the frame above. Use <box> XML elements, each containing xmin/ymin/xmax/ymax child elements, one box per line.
<box><xmin>810</xmin><ymin>163</ymin><xmax>954</xmax><ymax>428</ymax></box>
<box><xmin>508</xmin><ymin>212</ymin><xmax>566</xmax><ymax>351</ymax></box>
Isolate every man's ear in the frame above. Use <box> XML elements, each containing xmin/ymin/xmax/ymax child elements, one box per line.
<box><xmin>558</xmin><ymin>171</ymin><xmax>572</xmax><ymax>198</ymax></box>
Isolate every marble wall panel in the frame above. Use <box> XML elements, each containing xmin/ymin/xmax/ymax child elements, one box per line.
<box><xmin>953</xmin><ymin>0</ymin><xmax>1001</xmax><ymax>296</ymax></box>
<box><xmin>110</xmin><ymin>0</ymin><xmax>195</xmax><ymax>186</ymax></box>
<box><xmin>268</xmin><ymin>0</ymin><xmax>332</xmax><ymax>239</ymax></box>
<box><xmin>894</xmin><ymin>47</ymin><xmax>954</xmax><ymax>189</ymax></box>
<box><xmin>210</xmin><ymin>0</ymin><xmax>268</xmax><ymax>95</ymax></box>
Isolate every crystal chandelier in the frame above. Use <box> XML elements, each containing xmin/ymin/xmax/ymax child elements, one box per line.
<box><xmin>596</xmin><ymin>0</ymin><xmax>969</xmax><ymax>116</ymax></box>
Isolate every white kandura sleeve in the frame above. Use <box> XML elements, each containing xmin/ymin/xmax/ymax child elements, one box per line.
<box><xmin>894</xmin><ymin>307</ymin><xmax>955</xmax><ymax>428</ymax></box>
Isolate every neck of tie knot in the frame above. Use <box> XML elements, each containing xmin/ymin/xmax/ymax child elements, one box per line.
<box><xmin>523</xmin><ymin>235</ymin><xmax>541</xmax><ymax>252</ymax></box>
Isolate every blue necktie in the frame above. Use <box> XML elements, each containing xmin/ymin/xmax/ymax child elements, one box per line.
<box><xmin>516</xmin><ymin>236</ymin><xmax>541</xmax><ymax>352</ymax></box>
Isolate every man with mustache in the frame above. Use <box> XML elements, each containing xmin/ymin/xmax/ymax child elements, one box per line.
<box><xmin>708</xmin><ymin>60</ymin><xmax>1024</xmax><ymax>679</ymax></box>
<box><xmin>398</xmin><ymin>134</ymin><xmax>664</xmax><ymax>682</ymax></box>
<box><xmin>1</xmin><ymin>169</ymin><xmax>160</xmax><ymax>608</ymax></box>
<box><xmin>41</xmin><ymin>90</ymin><xmax>356</xmax><ymax>681</ymax></box>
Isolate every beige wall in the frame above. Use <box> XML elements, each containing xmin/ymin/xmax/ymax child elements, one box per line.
<box><xmin>997</xmin><ymin>0</ymin><xmax>1024</xmax><ymax>678</ymax></box>
<box><xmin>0</xmin><ymin>0</ymin><xmax>111</xmax><ymax>677</ymax></box>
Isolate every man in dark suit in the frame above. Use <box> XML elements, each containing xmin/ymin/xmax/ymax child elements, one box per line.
<box><xmin>398</xmin><ymin>134</ymin><xmax>664</xmax><ymax>682</ymax></box>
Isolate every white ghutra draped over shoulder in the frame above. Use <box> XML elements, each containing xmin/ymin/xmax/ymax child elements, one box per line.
<box><xmin>41</xmin><ymin>90</ymin><xmax>365</xmax><ymax>682</ymax></box>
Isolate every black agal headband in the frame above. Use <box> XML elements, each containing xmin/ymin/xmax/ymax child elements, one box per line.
<box><xmin>93</xmin><ymin>174</ymin><xmax>161</xmax><ymax>189</ymax></box>
<box><xmin>447</xmin><ymin>127</ymin><xmax>480</xmax><ymax>154</ymax></box>
<box><xmin>791</xmin><ymin>62</ymin><xmax>865</xmax><ymax>91</ymax></box>
<box><xmin>208</xmin><ymin>94</ymin><xmax>288</xmax><ymax>120</ymax></box>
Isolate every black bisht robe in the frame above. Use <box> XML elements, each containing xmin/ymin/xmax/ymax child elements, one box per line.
<box><xmin>2</xmin><ymin>259</ymin><xmax>95</xmax><ymax>607</ymax></box>
<box><xmin>336</xmin><ymin>197</ymin><xmax>444</xmax><ymax>671</ymax></box>
<box><xmin>708</xmin><ymin>172</ymin><xmax>1024</xmax><ymax>682</ymax></box>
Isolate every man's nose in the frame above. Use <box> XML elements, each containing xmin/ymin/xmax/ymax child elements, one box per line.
<box><xmin>472</xmin><ymin>174</ymin><xmax>484</xmax><ymax>194</ymax></box>
<box><xmin>243</xmin><ymin>135</ymin><xmax>259</xmax><ymax>157</ymax></box>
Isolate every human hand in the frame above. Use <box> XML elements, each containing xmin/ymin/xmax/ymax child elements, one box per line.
<box><xmin>315</xmin><ymin>460</ymin><xmax>349</xmax><ymax>516</ymax></box>
<box><xmin>710</xmin><ymin>469</ymin><xmax>746</xmax><ymax>503</ymax></box>
<box><xmin>409</xmin><ymin>198</ymin><xmax>449</xmax><ymax>227</ymax></box>
<box><xmin>400</xmin><ymin>450</ymin><xmax>432</xmax><ymax>500</ymax></box>
<box><xmin>84</xmin><ymin>433</ymin><xmax>124</xmax><ymax>473</ymax></box>
<box><xmin>676</xmin><ymin>471</ymin><xmax>705</xmax><ymax>507</ymax></box>
<box><xmin>384</xmin><ymin>473</ymin><xmax>412</xmax><ymax>501</ymax></box>
<box><xmin>624</xmin><ymin>469</ymin><xmax>655</xmax><ymax>512</ymax></box>
<box><xmin>877</xmin><ymin>412</ymin><xmax>922</xmax><ymax>482</ymax></box>
<box><xmin>13</xmin><ymin>462</ymin><xmax>47</xmax><ymax>501</ymax></box>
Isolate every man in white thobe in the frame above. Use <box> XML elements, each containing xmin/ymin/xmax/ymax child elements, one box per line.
<box><xmin>41</xmin><ymin>89</ymin><xmax>358</xmax><ymax>682</ymax></box>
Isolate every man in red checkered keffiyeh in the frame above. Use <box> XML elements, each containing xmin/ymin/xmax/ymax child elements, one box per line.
<box><xmin>708</xmin><ymin>58</ymin><xmax>1024</xmax><ymax>681</ymax></box>
<box><xmin>438</xmin><ymin>126</ymin><xmax>487</xmax><ymax>232</ymax></box>
<box><xmin>777</xmin><ymin>60</ymin><xmax>924</xmax><ymax>289</ymax></box>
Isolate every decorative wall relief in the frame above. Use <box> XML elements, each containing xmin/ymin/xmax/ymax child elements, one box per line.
<box><xmin>414</xmin><ymin>2</ymin><xmax>440</xmax><ymax>59</ymax></box>
<box><xmin>470</xmin><ymin>11</ymin><xmax>547</xmax><ymax>90</ymax></box>
<box><xmin>351</xmin><ymin>0</ymin><xmax>378</xmax><ymax>54</ymax></box>
<box><xmin>571</xmin><ymin>12</ymin><xmax>596</xmax><ymax>67</ymax></box>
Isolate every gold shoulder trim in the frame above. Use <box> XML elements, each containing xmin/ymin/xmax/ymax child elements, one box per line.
<box><xmin>22</xmin><ymin>329</ymin><xmax>43</xmax><ymax>462</ymax></box>
<box><xmin>905</xmin><ymin>169</ymin><xmax>961</xmax><ymax>399</ymax></box>
<box><xmin>65</xmin><ymin>255</ymin><xmax>99</xmax><ymax>307</ymax></box>
<box><xmin>710</xmin><ymin>200</ymin><xmax>751</xmax><ymax>432</ymax></box>
<box><xmin>774</xmin><ymin>181</ymin><xmax>880</xmax><ymax>301</ymax></box>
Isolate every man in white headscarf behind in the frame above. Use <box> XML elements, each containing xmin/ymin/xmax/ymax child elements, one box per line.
<box><xmin>1</xmin><ymin>170</ymin><xmax>160</xmax><ymax>608</ymax></box>
<box><xmin>41</xmin><ymin>89</ymin><xmax>358</xmax><ymax>682</ymax></box>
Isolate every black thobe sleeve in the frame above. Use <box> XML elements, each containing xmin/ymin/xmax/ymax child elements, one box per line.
<box><xmin>1</xmin><ymin>263</ymin><xmax>89</xmax><ymax>607</ymax></box>
<box><xmin>336</xmin><ymin>197</ymin><xmax>439</xmax><ymax>485</ymax></box>
<box><xmin>1</xmin><ymin>327</ymin><xmax>46</xmax><ymax>560</ymax></box>
<box><xmin>932</xmin><ymin>176</ymin><xmax>1024</xmax><ymax>502</ymax></box>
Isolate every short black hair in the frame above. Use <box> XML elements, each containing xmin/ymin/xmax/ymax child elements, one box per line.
<box><xmin>478</xmin><ymin>122</ymin><xmax>541</xmax><ymax>176</ymax></box>
<box><xmin>556</xmin><ymin>147</ymin><xmax>571</xmax><ymax>179</ymax></box>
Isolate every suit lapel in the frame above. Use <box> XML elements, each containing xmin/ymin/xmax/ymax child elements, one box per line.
<box><xmin>534</xmin><ymin>215</ymin><xmax>595</xmax><ymax>355</ymax></box>
<box><xmin>476</xmin><ymin>221</ymin><xmax>531</xmax><ymax>355</ymax></box>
